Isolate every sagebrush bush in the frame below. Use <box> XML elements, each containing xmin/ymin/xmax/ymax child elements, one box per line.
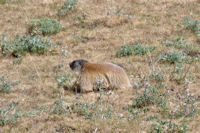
<box><xmin>0</xmin><ymin>76</ymin><xmax>19</xmax><ymax>93</ymax></box>
<box><xmin>181</xmin><ymin>16</ymin><xmax>200</xmax><ymax>36</ymax></box>
<box><xmin>117</xmin><ymin>44</ymin><xmax>133</xmax><ymax>57</ymax></box>
<box><xmin>132</xmin><ymin>86</ymin><xmax>165</xmax><ymax>108</ymax></box>
<box><xmin>73</xmin><ymin>101</ymin><xmax>113</xmax><ymax>119</ymax></box>
<box><xmin>73</xmin><ymin>13</ymin><xmax>87</xmax><ymax>28</ymax></box>
<box><xmin>1</xmin><ymin>35</ymin><xmax>55</xmax><ymax>58</ymax></box>
<box><xmin>73</xmin><ymin>101</ymin><xmax>95</xmax><ymax>119</ymax></box>
<box><xmin>50</xmin><ymin>99</ymin><xmax>72</xmax><ymax>115</ymax></box>
<box><xmin>55</xmin><ymin>73</ymin><xmax>74</xmax><ymax>88</ymax></box>
<box><xmin>132</xmin><ymin>43</ymin><xmax>155</xmax><ymax>56</ymax></box>
<box><xmin>28</xmin><ymin>18</ymin><xmax>62</xmax><ymax>36</ymax></box>
<box><xmin>180</xmin><ymin>16</ymin><xmax>200</xmax><ymax>42</ymax></box>
<box><xmin>162</xmin><ymin>37</ymin><xmax>192</xmax><ymax>49</ymax></box>
<box><xmin>57</xmin><ymin>0</ymin><xmax>77</xmax><ymax>16</ymax></box>
<box><xmin>0</xmin><ymin>0</ymin><xmax>6</xmax><ymax>4</ymax></box>
<box><xmin>158</xmin><ymin>51</ymin><xmax>191</xmax><ymax>64</ymax></box>
<box><xmin>54</xmin><ymin>72</ymin><xmax>80</xmax><ymax>93</ymax></box>
<box><xmin>150</xmin><ymin>121</ymin><xmax>189</xmax><ymax>133</ymax></box>
<box><xmin>0</xmin><ymin>102</ymin><xmax>21</xmax><ymax>126</ymax></box>
<box><xmin>150</xmin><ymin>71</ymin><xmax>164</xmax><ymax>82</ymax></box>
<box><xmin>171</xmin><ymin>63</ymin><xmax>194</xmax><ymax>84</ymax></box>
<box><xmin>117</xmin><ymin>42</ymin><xmax>155</xmax><ymax>57</ymax></box>
<box><xmin>161</xmin><ymin>37</ymin><xmax>200</xmax><ymax>57</ymax></box>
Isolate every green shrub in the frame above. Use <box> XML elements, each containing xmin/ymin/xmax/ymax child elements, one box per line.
<box><xmin>181</xmin><ymin>17</ymin><xmax>200</xmax><ymax>34</ymax></box>
<box><xmin>73</xmin><ymin>101</ymin><xmax>113</xmax><ymax>119</ymax></box>
<box><xmin>0</xmin><ymin>102</ymin><xmax>21</xmax><ymax>126</ymax></box>
<box><xmin>162</xmin><ymin>37</ymin><xmax>194</xmax><ymax>49</ymax></box>
<box><xmin>55</xmin><ymin>73</ymin><xmax>74</xmax><ymax>88</ymax></box>
<box><xmin>74</xmin><ymin>36</ymin><xmax>89</xmax><ymax>43</ymax></box>
<box><xmin>23</xmin><ymin>105</ymin><xmax>48</xmax><ymax>118</ymax></box>
<box><xmin>158</xmin><ymin>51</ymin><xmax>190</xmax><ymax>64</ymax></box>
<box><xmin>28</xmin><ymin>18</ymin><xmax>62</xmax><ymax>36</ymax></box>
<box><xmin>161</xmin><ymin>37</ymin><xmax>200</xmax><ymax>57</ymax></box>
<box><xmin>54</xmin><ymin>73</ymin><xmax>78</xmax><ymax>93</ymax></box>
<box><xmin>73</xmin><ymin>101</ymin><xmax>95</xmax><ymax>119</ymax></box>
<box><xmin>57</xmin><ymin>0</ymin><xmax>77</xmax><ymax>16</ymax></box>
<box><xmin>174</xmin><ymin>89</ymin><xmax>198</xmax><ymax>118</ymax></box>
<box><xmin>170</xmin><ymin>63</ymin><xmax>191</xmax><ymax>84</ymax></box>
<box><xmin>73</xmin><ymin>13</ymin><xmax>87</xmax><ymax>28</ymax></box>
<box><xmin>132</xmin><ymin>86</ymin><xmax>165</xmax><ymax>108</ymax></box>
<box><xmin>0</xmin><ymin>76</ymin><xmax>19</xmax><ymax>93</ymax></box>
<box><xmin>150</xmin><ymin>71</ymin><xmax>164</xmax><ymax>82</ymax></box>
<box><xmin>132</xmin><ymin>42</ymin><xmax>155</xmax><ymax>56</ymax></box>
<box><xmin>50</xmin><ymin>99</ymin><xmax>72</xmax><ymax>115</ymax></box>
<box><xmin>117</xmin><ymin>44</ymin><xmax>133</xmax><ymax>57</ymax></box>
<box><xmin>180</xmin><ymin>16</ymin><xmax>200</xmax><ymax>38</ymax></box>
<box><xmin>1</xmin><ymin>35</ymin><xmax>55</xmax><ymax>58</ymax></box>
<box><xmin>0</xmin><ymin>108</ymin><xmax>22</xmax><ymax>126</ymax></box>
<box><xmin>150</xmin><ymin>120</ymin><xmax>189</xmax><ymax>133</ymax></box>
<box><xmin>0</xmin><ymin>0</ymin><xmax>6</xmax><ymax>4</ymax></box>
<box><xmin>117</xmin><ymin>42</ymin><xmax>155</xmax><ymax>57</ymax></box>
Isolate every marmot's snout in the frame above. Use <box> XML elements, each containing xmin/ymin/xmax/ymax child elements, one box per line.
<box><xmin>69</xmin><ymin>61</ymin><xmax>74</xmax><ymax>70</ymax></box>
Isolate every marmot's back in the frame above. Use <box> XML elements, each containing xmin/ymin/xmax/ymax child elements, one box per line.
<box><xmin>103</xmin><ymin>63</ymin><xmax>131</xmax><ymax>89</ymax></box>
<box><xmin>83</xmin><ymin>62</ymin><xmax>131</xmax><ymax>89</ymax></box>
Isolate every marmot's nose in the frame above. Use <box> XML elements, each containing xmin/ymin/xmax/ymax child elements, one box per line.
<box><xmin>69</xmin><ymin>62</ymin><xmax>72</xmax><ymax>68</ymax></box>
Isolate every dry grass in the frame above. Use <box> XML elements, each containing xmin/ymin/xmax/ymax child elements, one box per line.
<box><xmin>0</xmin><ymin>0</ymin><xmax>200</xmax><ymax>132</ymax></box>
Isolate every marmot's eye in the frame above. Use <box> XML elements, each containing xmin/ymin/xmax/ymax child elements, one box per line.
<box><xmin>75</xmin><ymin>62</ymin><xmax>79</xmax><ymax>66</ymax></box>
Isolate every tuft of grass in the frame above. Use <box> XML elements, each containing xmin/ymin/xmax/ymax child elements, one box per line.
<box><xmin>150</xmin><ymin>121</ymin><xmax>189</xmax><ymax>133</ymax></box>
<box><xmin>54</xmin><ymin>72</ymin><xmax>79</xmax><ymax>93</ymax></box>
<box><xmin>1</xmin><ymin>35</ymin><xmax>55</xmax><ymax>58</ymax></box>
<box><xmin>50</xmin><ymin>99</ymin><xmax>72</xmax><ymax>115</ymax></box>
<box><xmin>117</xmin><ymin>42</ymin><xmax>155</xmax><ymax>57</ymax></box>
<box><xmin>180</xmin><ymin>16</ymin><xmax>200</xmax><ymax>38</ymax></box>
<box><xmin>57</xmin><ymin>0</ymin><xmax>77</xmax><ymax>16</ymax></box>
<box><xmin>0</xmin><ymin>0</ymin><xmax>6</xmax><ymax>4</ymax></box>
<box><xmin>73</xmin><ymin>101</ymin><xmax>95</xmax><ymax>119</ymax></box>
<box><xmin>0</xmin><ymin>102</ymin><xmax>21</xmax><ymax>126</ymax></box>
<box><xmin>74</xmin><ymin>36</ymin><xmax>89</xmax><ymax>43</ymax></box>
<box><xmin>174</xmin><ymin>88</ymin><xmax>198</xmax><ymax>118</ymax></box>
<box><xmin>150</xmin><ymin>71</ymin><xmax>164</xmax><ymax>82</ymax></box>
<box><xmin>162</xmin><ymin>37</ymin><xmax>194</xmax><ymax>49</ymax></box>
<box><xmin>161</xmin><ymin>37</ymin><xmax>200</xmax><ymax>57</ymax></box>
<box><xmin>116</xmin><ymin>44</ymin><xmax>133</xmax><ymax>57</ymax></box>
<box><xmin>73</xmin><ymin>13</ymin><xmax>87</xmax><ymax>29</ymax></box>
<box><xmin>23</xmin><ymin>105</ymin><xmax>48</xmax><ymax>118</ymax></box>
<box><xmin>28</xmin><ymin>18</ymin><xmax>62</xmax><ymax>36</ymax></box>
<box><xmin>169</xmin><ymin>63</ymin><xmax>195</xmax><ymax>84</ymax></box>
<box><xmin>132</xmin><ymin>85</ymin><xmax>166</xmax><ymax>108</ymax></box>
<box><xmin>132</xmin><ymin>42</ymin><xmax>155</xmax><ymax>56</ymax></box>
<box><xmin>0</xmin><ymin>76</ymin><xmax>19</xmax><ymax>93</ymax></box>
<box><xmin>158</xmin><ymin>51</ymin><xmax>191</xmax><ymax>64</ymax></box>
<box><xmin>55</xmin><ymin>73</ymin><xmax>74</xmax><ymax>88</ymax></box>
<box><xmin>73</xmin><ymin>101</ymin><xmax>113</xmax><ymax>120</ymax></box>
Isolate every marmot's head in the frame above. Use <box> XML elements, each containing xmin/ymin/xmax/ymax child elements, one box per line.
<box><xmin>69</xmin><ymin>59</ymin><xmax>88</xmax><ymax>72</ymax></box>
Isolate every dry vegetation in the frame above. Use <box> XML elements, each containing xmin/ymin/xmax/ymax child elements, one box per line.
<box><xmin>0</xmin><ymin>0</ymin><xmax>200</xmax><ymax>132</ymax></box>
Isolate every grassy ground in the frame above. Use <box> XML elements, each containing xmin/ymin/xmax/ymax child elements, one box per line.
<box><xmin>0</xmin><ymin>0</ymin><xmax>200</xmax><ymax>132</ymax></box>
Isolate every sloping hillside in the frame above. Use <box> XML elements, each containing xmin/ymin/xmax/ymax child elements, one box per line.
<box><xmin>0</xmin><ymin>0</ymin><xmax>200</xmax><ymax>132</ymax></box>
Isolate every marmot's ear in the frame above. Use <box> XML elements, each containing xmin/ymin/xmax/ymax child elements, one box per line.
<box><xmin>79</xmin><ymin>59</ymin><xmax>88</xmax><ymax>64</ymax></box>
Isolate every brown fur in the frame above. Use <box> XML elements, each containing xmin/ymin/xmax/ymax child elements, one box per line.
<box><xmin>69</xmin><ymin>60</ymin><xmax>131</xmax><ymax>93</ymax></box>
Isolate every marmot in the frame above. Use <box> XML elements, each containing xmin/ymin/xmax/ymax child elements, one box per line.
<box><xmin>69</xmin><ymin>59</ymin><xmax>131</xmax><ymax>93</ymax></box>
